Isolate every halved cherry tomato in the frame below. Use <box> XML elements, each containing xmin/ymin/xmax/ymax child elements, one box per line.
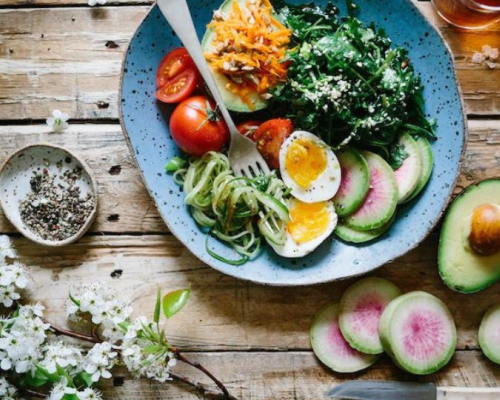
<box><xmin>237</xmin><ymin>120</ymin><xmax>262</xmax><ymax>141</ymax></box>
<box><xmin>253</xmin><ymin>119</ymin><xmax>294</xmax><ymax>169</ymax></box>
<box><xmin>169</xmin><ymin>95</ymin><xmax>230</xmax><ymax>157</ymax></box>
<box><xmin>157</xmin><ymin>48</ymin><xmax>194</xmax><ymax>87</ymax></box>
<box><xmin>156</xmin><ymin>48</ymin><xmax>199</xmax><ymax>103</ymax></box>
<box><xmin>156</xmin><ymin>70</ymin><xmax>198</xmax><ymax>104</ymax></box>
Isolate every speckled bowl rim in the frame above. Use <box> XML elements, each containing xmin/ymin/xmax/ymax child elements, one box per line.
<box><xmin>118</xmin><ymin>1</ymin><xmax>468</xmax><ymax>286</ymax></box>
<box><xmin>0</xmin><ymin>143</ymin><xmax>99</xmax><ymax>247</ymax></box>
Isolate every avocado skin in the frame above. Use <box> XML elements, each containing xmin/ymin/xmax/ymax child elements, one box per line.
<box><xmin>438</xmin><ymin>178</ymin><xmax>500</xmax><ymax>294</ymax></box>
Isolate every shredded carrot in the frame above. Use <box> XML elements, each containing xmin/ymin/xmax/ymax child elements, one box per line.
<box><xmin>204</xmin><ymin>0</ymin><xmax>292</xmax><ymax>109</ymax></box>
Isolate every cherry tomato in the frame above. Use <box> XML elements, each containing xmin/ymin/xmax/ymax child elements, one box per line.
<box><xmin>169</xmin><ymin>96</ymin><xmax>230</xmax><ymax>157</ymax></box>
<box><xmin>156</xmin><ymin>70</ymin><xmax>198</xmax><ymax>103</ymax></box>
<box><xmin>253</xmin><ymin>119</ymin><xmax>294</xmax><ymax>169</ymax></box>
<box><xmin>237</xmin><ymin>120</ymin><xmax>262</xmax><ymax>141</ymax></box>
<box><xmin>156</xmin><ymin>48</ymin><xmax>198</xmax><ymax>103</ymax></box>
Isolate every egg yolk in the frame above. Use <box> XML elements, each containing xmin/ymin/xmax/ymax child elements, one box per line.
<box><xmin>284</xmin><ymin>138</ymin><xmax>327</xmax><ymax>188</ymax></box>
<box><xmin>287</xmin><ymin>200</ymin><xmax>330</xmax><ymax>244</ymax></box>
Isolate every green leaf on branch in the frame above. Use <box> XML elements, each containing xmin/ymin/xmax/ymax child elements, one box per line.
<box><xmin>77</xmin><ymin>371</ymin><xmax>94</xmax><ymax>388</ymax></box>
<box><xmin>36</xmin><ymin>365</ymin><xmax>59</xmax><ymax>383</ymax></box>
<box><xmin>68</xmin><ymin>293</ymin><xmax>81</xmax><ymax>307</ymax></box>
<box><xmin>142</xmin><ymin>344</ymin><xmax>164</xmax><ymax>354</ymax></box>
<box><xmin>162</xmin><ymin>288</ymin><xmax>190</xmax><ymax>319</ymax></box>
<box><xmin>118</xmin><ymin>321</ymin><xmax>130</xmax><ymax>333</ymax></box>
<box><xmin>62</xmin><ymin>394</ymin><xmax>80</xmax><ymax>400</ymax></box>
<box><xmin>154</xmin><ymin>287</ymin><xmax>161</xmax><ymax>324</ymax></box>
<box><xmin>56</xmin><ymin>364</ymin><xmax>75</xmax><ymax>387</ymax></box>
<box><xmin>24</xmin><ymin>368</ymin><xmax>50</xmax><ymax>387</ymax></box>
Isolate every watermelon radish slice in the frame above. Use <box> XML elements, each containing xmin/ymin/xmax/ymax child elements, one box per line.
<box><xmin>394</xmin><ymin>133</ymin><xmax>423</xmax><ymax>204</ymax></box>
<box><xmin>343</xmin><ymin>151</ymin><xmax>398</xmax><ymax>231</ymax></box>
<box><xmin>479</xmin><ymin>304</ymin><xmax>500</xmax><ymax>365</ymax></box>
<box><xmin>332</xmin><ymin>148</ymin><xmax>370</xmax><ymax>217</ymax></box>
<box><xmin>335</xmin><ymin>213</ymin><xmax>396</xmax><ymax>244</ymax></box>
<box><xmin>404</xmin><ymin>137</ymin><xmax>434</xmax><ymax>203</ymax></box>
<box><xmin>378</xmin><ymin>291</ymin><xmax>457</xmax><ymax>375</ymax></box>
<box><xmin>339</xmin><ymin>277</ymin><xmax>401</xmax><ymax>354</ymax></box>
<box><xmin>310</xmin><ymin>301</ymin><xmax>380</xmax><ymax>373</ymax></box>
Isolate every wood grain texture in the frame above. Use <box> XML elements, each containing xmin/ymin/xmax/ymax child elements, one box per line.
<box><xmin>96</xmin><ymin>351</ymin><xmax>500</xmax><ymax>399</ymax></box>
<box><xmin>10</xmin><ymin>232</ymin><xmax>500</xmax><ymax>353</ymax></box>
<box><xmin>0</xmin><ymin>4</ymin><xmax>499</xmax><ymax>120</ymax></box>
<box><xmin>2</xmin><ymin>120</ymin><xmax>500</xmax><ymax>234</ymax></box>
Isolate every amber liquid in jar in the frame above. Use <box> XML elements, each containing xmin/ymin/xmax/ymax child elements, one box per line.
<box><xmin>432</xmin><ymin>0</ymin><xmax>500</xmax><ymax>29</ymax></box>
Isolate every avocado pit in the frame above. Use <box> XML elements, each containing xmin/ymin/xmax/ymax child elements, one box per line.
<box><xmin>468</xmin><ymin>203</ymin><xmax>500</xmax><ymax>256</ymax></box>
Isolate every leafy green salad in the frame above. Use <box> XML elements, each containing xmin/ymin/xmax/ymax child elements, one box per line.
<box><xmin>270</xmin><ymin>1</ymin><xmax>436</xmax><ymax>167</ymax></box>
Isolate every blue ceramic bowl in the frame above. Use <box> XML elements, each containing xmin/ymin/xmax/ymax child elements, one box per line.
<box><xmin>120</xmin><ymin>0</ymin><xmax>466</xmax><ymax>285</ymax></box>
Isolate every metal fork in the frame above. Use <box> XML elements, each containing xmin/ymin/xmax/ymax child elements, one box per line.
<box><xmin>157</xmin><ymin>0</ymin><xmax>271</xmax><ymax>178</ymax></box>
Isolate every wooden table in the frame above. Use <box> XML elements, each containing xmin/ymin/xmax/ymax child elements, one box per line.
<box><xmin>1</xmin><ymin>0</ymin><xmax>500</xmax><ymax>398</ymax></box>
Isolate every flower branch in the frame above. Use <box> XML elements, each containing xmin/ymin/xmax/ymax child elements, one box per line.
<box><xmin>0</xmin><ymin>237</ymin><xmax>236</xmax><ymax>400</ymax></box>
<box><xmin>45</xmin><ymin>319</ymin><xmax>101</xmax><ymax>344</ymax></box>
<box><xmin>171</xmin><ymin>349</ymin><xmax>236</xmax><ymax>400</ymax></box>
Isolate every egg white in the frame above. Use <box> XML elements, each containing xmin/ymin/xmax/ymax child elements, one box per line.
<box><xmin>279</xmin><ymin>131</ymin><xmax>341</xmax><ymax>203</ymax></box>
<box><xmin>268</xmin><ymin>198</ymin><xmax>338</xmax><ymax>258</ymax></box>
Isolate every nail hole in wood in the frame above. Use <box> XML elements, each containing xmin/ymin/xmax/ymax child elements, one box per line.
<box><xmin>97</xmin><ymin>101</ymin><xmax>109</xmax><ymax>109</ymax></box>
<box><xmin>105</xmin><ymin>41</ymin><xmax>119</xmax><ymax>49</ymax></box>
<box><xmin>109</xmin><ymin>165</ymin><xmax>121</xmax><ymax>175</ymax></box>
<box><xmin>113</xmin><ymin>377</ymin><xmax>124</xmax><ymax>387</ymax></box>
<box><xmin>111</xmin><ymin>269</ymin><xmax>123</xmax><ymax>279</ymax></box>
<box><xmin>107</xmin><ymin>214</ymin><xmax>120</xmax><ymax>222</ymax></box>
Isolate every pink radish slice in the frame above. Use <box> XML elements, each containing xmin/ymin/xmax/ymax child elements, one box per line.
<box><xmin>310</xmin><ymin>301</ymin><xmax>379</xmax><ymax>373</ymax></box>
<box><xmin>344</xmin><ymin>151</ymin><xmax>398</xmax><ymax>231</ymax></box>
<box><xmin>479</xmin><ymin>304</ymin><xmax>500</xmax><ymax>365</ymax></box>
<box><xmin>339</xmin><ymin>277</ymin><xmax>401</xmax><ymax>354</ymax></box>
<box><xmin>378</xmin><ymin>291</ymin><xmax>457</xmax><ymax>375</ymax></box>
<box><xmin>333</xmin><ymin>148</ymin><xmax>370</xmax><ymax>217</ymax></box>
<box><xmin>394</xmin><ymin>133</ymin><xmax>423</xmax><ymax>204</ymax></box>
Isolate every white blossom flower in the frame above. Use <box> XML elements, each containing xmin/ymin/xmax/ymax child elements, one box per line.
<box><xmin>472</xmin><ymin>45</ymin><xmax>499</xmax><ymax>68</ymax></box>
<box><xmin>88</xmin><ymin>0</ymin><xmax>106</xmax><ymax>6</ymax></box>
<box><xmin>48</xmin><ymin>377</ymin><xmax>77</xmax><ymax>400</ymax></box>
<box><xmin>67</xmin><ymin>282</ymin><xmax>133</xmax><ymax>342</ymax></box>
<box><xmin>78</xmin><ymin>388</ymin><xmax>103</xmax><ymax>400</ymax></box>
<box><xmin>472</xmin><ymin>51</ymin><xmax>486</xmax><ymax>64</ymax></box>
<box><xmin>486</xmin><ymin>60</ymin><xmax>498</xmax><ymax>69</ymax></box>
<box><xmin>46</xmin><ymin>109</ymin><xmax>69</xmax><ymax>132</ymax></box>
<box><xmin>39</xmin><ymin>341</ymin><xmax>83</xmax><ymax>374</ymax></box>
<box><xmin>0</xmin><ymin>376</ymin><xmax>18</xmax><ymax>398</ymax></box>
<box><xmin>84</xmin><ymin>342</ymin><xmax>117</xmax><ymax>382</ymax></box>
<box><xmin>482</xmin><ymin>44</ymin><xmax>499</xmax><ymax>60</ymax></box>
<box><xmin>121</xmin><ymin>318</ymin><xmax>178</xmax><ymax>382</ymax></box>
<box><xmin>0</xmin><ymin>236</ymin><xmax>16</xmax><ymax>260</ymax></box>
<box><xmin>0</xmin><ymin>262</ymin><xmax>29</xmax><ymax>307</ymax></box>
<box><xmin>0</xmin><ymin>305</ymin><xmax>49</xmax><ymax>374</ymax></box>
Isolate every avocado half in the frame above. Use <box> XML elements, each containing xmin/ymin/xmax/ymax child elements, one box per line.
<box><xmin>439</xmin><ymin>178</ymin><xmax>500</xmax><ymax>293</ymax></box>
<box><xmin>201</xmin><ymin>0</ymin><xmax>271</xmax><ymax>113</ymax></box>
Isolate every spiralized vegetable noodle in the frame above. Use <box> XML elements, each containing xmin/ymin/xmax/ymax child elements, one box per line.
<box><xmin>175</xmin><ymin>152</ymin><xmax>290</xmax><ymax>264</ymax></box>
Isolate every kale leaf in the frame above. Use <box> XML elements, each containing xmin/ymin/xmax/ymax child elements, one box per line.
<box><xmin>269</xmin><ymin>1</ymin><xmax>436</xmax><ymax>167</ymax></box>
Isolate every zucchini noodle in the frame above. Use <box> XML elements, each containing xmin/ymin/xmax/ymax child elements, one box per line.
<box><xmin>174</xmin><ymin>152</ymin><xmax>290</xmax><ymax>264</ymax></box>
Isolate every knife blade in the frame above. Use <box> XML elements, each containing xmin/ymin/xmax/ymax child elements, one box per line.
<box><xmin>326</xmin><ymin>381</ymin><xmax>500</xmax><ymax>400</ymax></box>
<box><xmin>326</xmin><ymin>381</ymin><xmax>436</xmax><ymax>400</ymax></box>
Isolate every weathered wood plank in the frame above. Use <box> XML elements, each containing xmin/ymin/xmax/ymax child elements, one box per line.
<box><xmin>0</xmin><ymin>4</ymin><xmax>499</xmax><ymax>119</ymax></box>
<box><xmin>96</xmin><ymin>351</ymin><xmax>500</xmax><ymax>399</ymax></box>
<box><xmin>2</xmin><ymin>120</ymin><xmax>500</xmax><ymax>233</ymax></box>
<box><xmin>10</xmin><ymin>233</ymin><xmax>500</xmax><ymax>352</ymax></box>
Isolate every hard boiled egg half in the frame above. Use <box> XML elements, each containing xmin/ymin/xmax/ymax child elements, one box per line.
<box><xmin>279</xmin><ymin>131</ymin><xmax>341</xmax><ymax>203</ymax></box>
<box><xmin>269</xmin><ymin>197</ymin><xmax>338</xmax><ymax>258</ymax></box>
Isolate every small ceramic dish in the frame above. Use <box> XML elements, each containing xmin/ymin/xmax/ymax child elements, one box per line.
<box><xmin>0</xmin><ymin>144</ymin><xmax>98</xmax><ymax>246</ymax></box>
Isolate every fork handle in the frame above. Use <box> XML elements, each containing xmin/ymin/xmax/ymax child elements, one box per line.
<box><xmin>157</xmin><ymin>0</ymin><xmax>239</xmax><ymax>135</ymax></box>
